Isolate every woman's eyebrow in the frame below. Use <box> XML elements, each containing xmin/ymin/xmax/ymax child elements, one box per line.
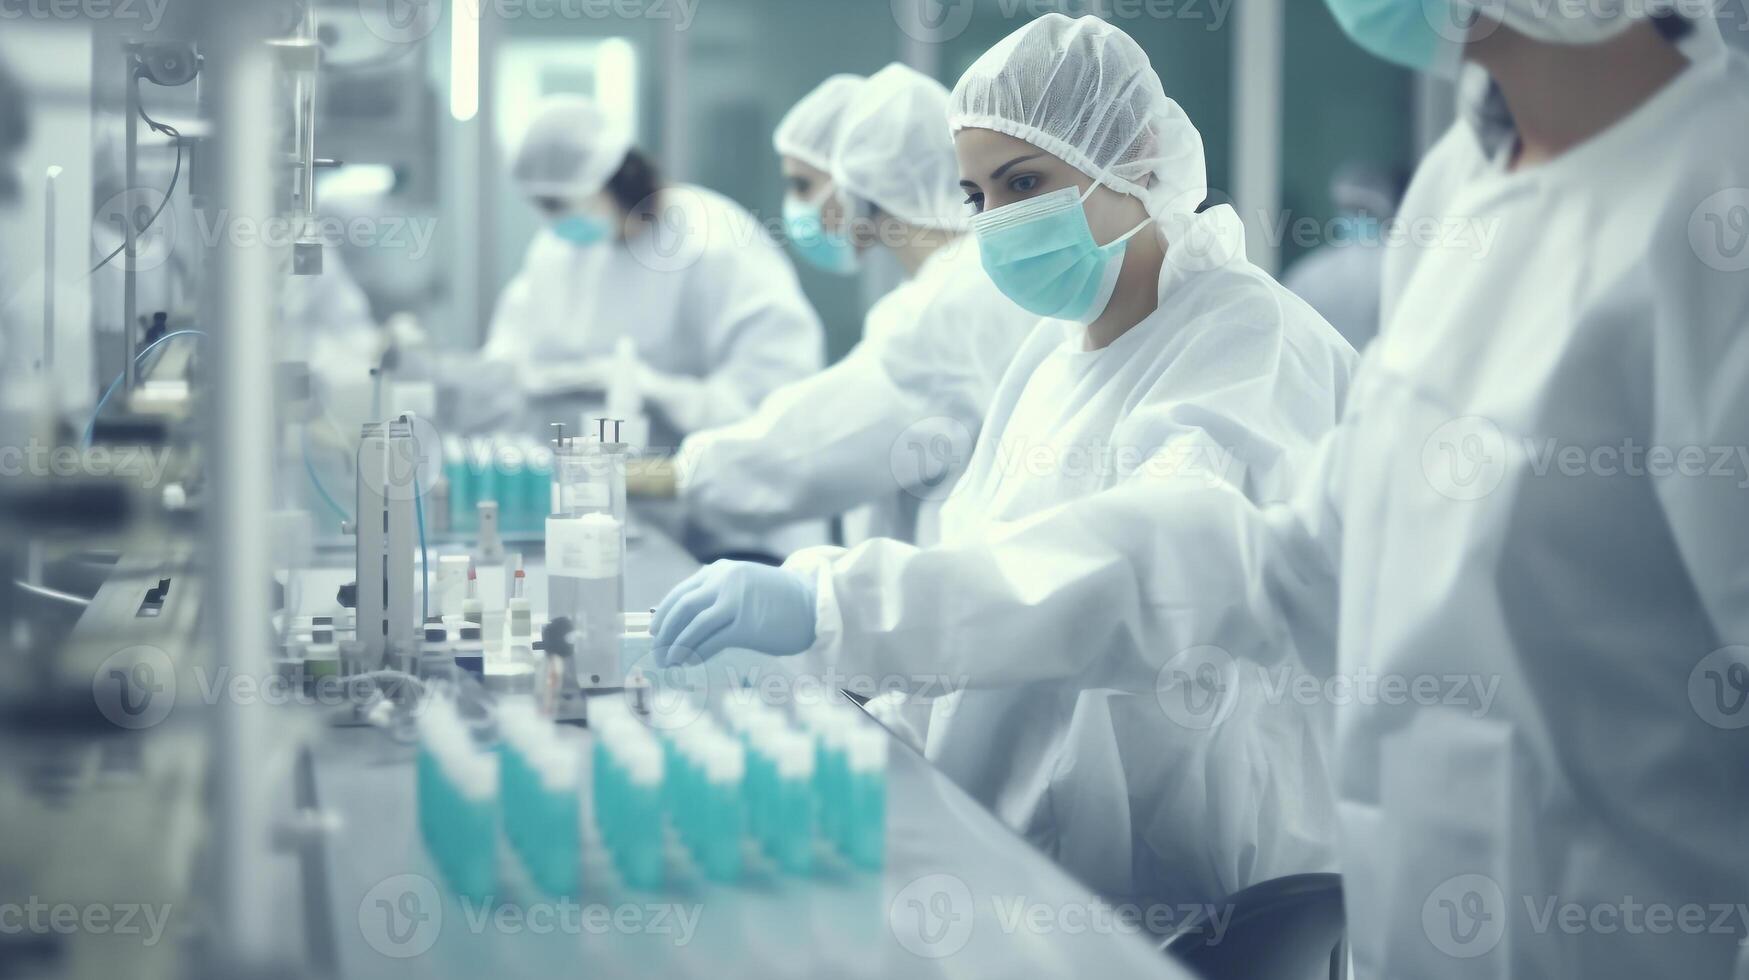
<box><xmin>990</xmin><ymin>153</ymin><xmax>1044</xmax><ymax>180</ymax></box>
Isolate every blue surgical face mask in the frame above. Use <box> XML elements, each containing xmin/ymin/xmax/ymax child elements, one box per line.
<box><xmin>971</xmin><ymin>182</ymin><xmax>1151</xmax><ymax>325</ymax></box>
<box><xmin>782</xmin><ymin>193</ymin><xmax>859</xmax><ymax>275</ymax></box>
<box><xmin>1331</xmin><ymin>213</ymin><xmax>1384</xmax><ymax>245</ymax></box>
<box><xmin>1322</xmin><ymin>0</ymin><xmax>1468</xmax><ymax>75</ymax></box>
<box><xmin>552</xmin><ymin>212</ymin><xmax>610</xmax><ymax>247</ymax></box>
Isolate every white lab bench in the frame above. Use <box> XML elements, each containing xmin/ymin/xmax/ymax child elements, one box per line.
<box><xmin>290</xmin><ymin>522</ymin><xmax>1191</xmax><ymax>980</ymax></box>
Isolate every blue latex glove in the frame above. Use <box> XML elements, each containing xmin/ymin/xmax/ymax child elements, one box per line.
<box><xmin>651</xmin><ymin>560</ymin><xmax>818</xmax><ymax>666</ymax></box>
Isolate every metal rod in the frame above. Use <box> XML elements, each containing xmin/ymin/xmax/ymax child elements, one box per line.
<box><xmin>42</xmin><ymin>165</ymin><xmax>57</xmax><ymax>374</ymax></box>
<box><xmin>123</xmin><ymin>68</ymin><xmax>138</xmax><ymax>392</ymax></box>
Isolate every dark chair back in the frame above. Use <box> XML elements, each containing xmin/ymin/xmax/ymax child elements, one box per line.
<box><xmin>1160</xmin><ymin>872</ymin><xmax>1345</xmax><ymax>980</ymax></box>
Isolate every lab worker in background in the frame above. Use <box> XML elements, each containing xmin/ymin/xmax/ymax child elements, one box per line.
<box><xmin>485</xmin><ymin>95</ymin><xmax>825</xmax><ymax>560</ymax></box>
<box><xmin>652</xmin><ymin>15</ymin><xmax>1355</xmax><ymax>914</ymax></box>
<box><xmin>666</xmin><ymin>5</ymin><xmax>1744</xmax><ymax>978</ymax></box>
<box><xmin>484</xmin><ymin>96</ymin><xmax>823</xmax><ymax>452</ymax></box>
<box><xmin>672</xmin><ymin>64</ymin><xmax>1035</xmax><ymax>552</ymax></box>
<box><xmin>1280</xmin><ymin>161</ymin><xmax>1407</xmax><ymax>349</ymax></box>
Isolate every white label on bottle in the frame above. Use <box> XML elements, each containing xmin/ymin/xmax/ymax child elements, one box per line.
<box><xmin>546</xmin><ymin>513</ymin><xmax>622</xmax><ymax>578</ymax></box>
<box><xmin>552</xmin><ymin>480</ymin><xmax>610</xmax><ymax>514</ymax></box>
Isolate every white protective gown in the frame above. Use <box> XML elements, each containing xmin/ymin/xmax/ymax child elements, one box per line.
<box><xmin>1324</xmin><ymin>52</ymin><xmax>1749</xmax><ymax>980</ymax></box>
<box><xmin>679</xmin><ymin>238</ymin><xmax>1034</xmax><ymax>549</ymax></box>
<box><xmin>1282</xmin><ymin>238</ymin><xmax>1387</xmax><ymax>350</ymax></box>
<box><xmin>483</xmin><ymin>184</ymin><xmax>824</xmax><ymax>454</ymax></box>
<box><xmin>786</xmin><ymin>205</ymin><xmax>1357</xmax><ymax>910</ymax></box>
<box><xmin>780</xmin><ymin>51</ymin><xmax>1749</xmax><ymax>980</ymax></box>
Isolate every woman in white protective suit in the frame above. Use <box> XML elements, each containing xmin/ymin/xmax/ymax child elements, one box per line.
<box><xmin>482</xmin><ymin>95</ymin><xmax>825</xmax><ymax>559</ymax></box>
<box><xmin>677</xmin><ymin>4</ymin><xmax>1749</xmax><ymax>978</ymax></box>
<box><xmin>649</xmin><ymin>15</ymin><xmax>1359</xmax><ymax>915</ymax></box>
<box><xmin>672</xmin><ymin>65</ymin><xmax>1036</xmax><ymax>552</ymax></box>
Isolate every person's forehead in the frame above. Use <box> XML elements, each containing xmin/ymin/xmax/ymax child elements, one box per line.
<box><xmin>779</xmin><ymin>156</ymin><xmax>830</xmax><ymax>182</ymax></box>
<box><xmin>953</xmin><ymin>127</ymin><xmax>1037</xmax><ymax>156</ymax></box>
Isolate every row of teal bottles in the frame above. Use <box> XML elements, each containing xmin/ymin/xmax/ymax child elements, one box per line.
<box><xmin>443</xmin><ymin>436</ymin><xmax>554</xmax><ymax>535</ymax></box>
<box><xmin>497</xmin><ymin>699</ymin><xmax>581</xmax><ymax>895</ymax></box>
<box><xmin>725</xmin><ymin>694</ymin><xmax>817</xmax><ymax>875</ymax></box>
<box><xmin>663</xmin><ymin>720</ymin><xmax>746</xmax><ymax>882</ymax></box>
<box><xmin>416</xmin><ymin>695</ymin><xmax>499</xmax><ymax>899</ymax></box>
<box><xmin>797</xmin><ymin>700</ymin><xmax>888</xmax><ymax>871</ymax></box>
<box><xmin>590</xmin><ymin>700</ymin><xmax>666</xmax><ymax>890</ymax></box>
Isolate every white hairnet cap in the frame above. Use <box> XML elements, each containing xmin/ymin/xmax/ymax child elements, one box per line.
<box><xmin>511</xmin><ymin>95</ymin><xmax>634</xmax><ymax>199</ymax></box>
<box><xmin>772</xmin><ymin>74</ymin><xmax>865</xmax><ymax>173</ymax></box>
<box><xmin>948</xmin><ymin>14</ymin><xmax>1206</xmax><ymax>217</ymax></box>
<box><xmin>831</xmin><ymin>63</ymin><xmax>968</xmax><ymax>232</ymax></box>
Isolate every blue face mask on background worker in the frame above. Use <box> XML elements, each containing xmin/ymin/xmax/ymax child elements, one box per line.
<box><xmin>781</xmin><ymin>191</ymin><xmax>859</xmax><ymax>275</ymax></box>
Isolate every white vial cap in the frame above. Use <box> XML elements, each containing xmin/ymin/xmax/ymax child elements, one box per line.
<box><xmin>704</xmin><ymin>739</ymin><xmax>746</xmax><ymax>785</ymax></box>
<box><xmin>625</xmin><ymin>740</ymin><xmax>664</xmax><ymax>786</ymax></box>
<box><xmin>535</xmin><ymin>740</ymin><xmax>580</xmax><ymax>792</ymax></box>
<box><xmin>847</xmin><ymin>728</ymin><xmax>888</xmax><ymax>773</ymax></box>
<box><xmin>775</xmin><ymin>732</ymin><xmax>815</xmax><ymax>780</ymax></box>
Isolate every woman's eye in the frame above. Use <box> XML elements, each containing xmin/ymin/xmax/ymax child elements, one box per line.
<box><xmin>963</xmin><ymin>192</ymin><xmax>984</xmax><ymax>214</ymax></box>
<box><xmin>1008</xmin><ymin>174</ymin><xmax>1040</xmax><ymax>195</ymax></box>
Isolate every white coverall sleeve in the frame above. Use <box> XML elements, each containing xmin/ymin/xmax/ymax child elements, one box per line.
<box><xmin>680</xmin><ymin>273</ymin><xmax>1016</xmax><ymax>532</ymax></box>
<box><xmin>1650</xmin><ymin>249</ymin><xmax>1749</xmax><ymax>644</ymax></box>
<box><xmin>680</xmin><ymin>337</ymin><xmax>933</xmax><ymax>531</ymax></box>
<box><xmin>786</xmin><ymin>328</ymin><xmax>1353</xmax><ymax>699</ymax></box>
<box><xmin>788</xmin><ymin>424</ymin><xmax>1347</xmax><ymax>698</ymax></box>
<box><xmin>480</xmin><ymin>263</ymin><xmax>541</xmax><ymax>369</ymax></box>
<box><xmin>644</xmin><ymin>233</ymin><xmax>823</xmax><ymax>436</ymax></box>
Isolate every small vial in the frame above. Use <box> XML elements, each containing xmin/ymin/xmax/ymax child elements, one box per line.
<box><xmin>417</xmin><ymin>696</ymin><xmax>498</xmax><ymax>898</ymax></box>
<box><xmin>699</xmin><ymin>737</ymin><xmax>746</xmax><ymax>882</ymax></box>
<box><xmin>531</xmin><ymin>740</ymin><xmax>581</xmax><ymax>896</ymax></box>
<box><xmin>454</xmin><ymin>624</ymin><xmax>484</xmax><ymax>679</ymax></box>
<box><xmin>508</xmin><ymin>555</ymin><xmax>533</xmax><ymax>641</ymax></box>
<box><xmin>625</xmin><ymin>668</ymin><xmax>652</xmax><ymax>717</ymax></box>
<box><xmin>844</xmin><ymin>727</ymin><xmax>888</xmax><ymax>870</ymax></box>
<box><xmin>418</xmin><ymin>617</ymin><xmax>453</xmax><ymax>679</ymax></box>
<box><xmin>462</xmin><ymin>560</ymin><xmax>483</xmax><ymax>625</ymax></box>
<box><xmin>616</xmin><ymin>738</ymin><xmax>666</xmax><ymax>890</ymax></box>
<box><xmin>476</xmin><ymin>500</ymin><xmax>504</xmax><ymax>563</ymax></box>
<box><xmin>771</xmin><ymin>731</ymin><xmax>817</xmax><ymax>875</ymax></box>
<box><xmin>812</xmin><ymin>717</ymin><xmax>852</xmax><ymax>852</ymax></box>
